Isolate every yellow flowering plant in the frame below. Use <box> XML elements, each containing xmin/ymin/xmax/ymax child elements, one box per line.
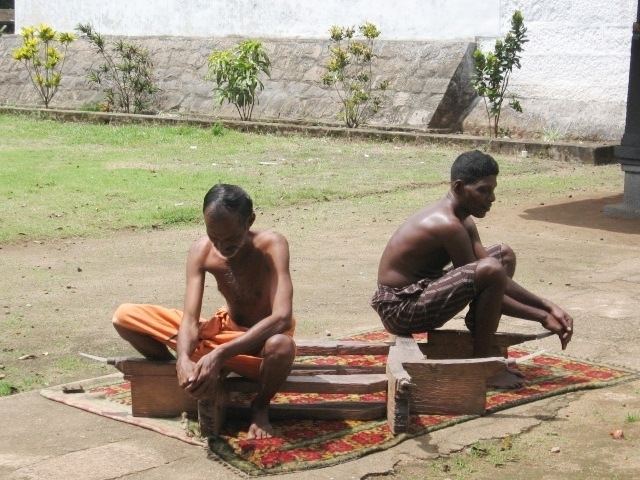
<box><xmin>322</xmin><ymin>22</ymin><xmax>389</xmax><ymax>128</ymax></box>
<box><xmin>12</xmin><ymin>24</ymin><xmax>76</xmax><ymax>108</ymax></box>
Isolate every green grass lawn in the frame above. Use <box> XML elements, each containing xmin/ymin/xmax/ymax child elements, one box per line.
<box><xmin>0</xmin><ymin>113</ymin><xmax>591</xmax><ymax>243</ymax></box>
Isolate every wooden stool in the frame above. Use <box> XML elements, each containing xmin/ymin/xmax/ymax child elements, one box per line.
<box><xmin>109</xmin><ymin>330</ymin><xmax>551</xmax><ymax>437</ymax></box>
<box><xmin>386</xmin><ymin>330</ymin><xmax>552</xmax><ymax>434</ymax></box>
<box><xmin>111</xmin><ymin>338</ymin><xmax>391</xmax><ymax>436</ymax></box>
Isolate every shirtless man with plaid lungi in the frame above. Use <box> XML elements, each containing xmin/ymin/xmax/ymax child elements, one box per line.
<box><xmin>371</xmin><ymin>150</ymin><xmax>573</xmax><ymax>388</ymax></box>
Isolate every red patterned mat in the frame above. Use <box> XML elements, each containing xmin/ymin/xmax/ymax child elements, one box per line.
<box><xmin>41</xmin><ymin>331</ymin><xmax>637</xmax><ymax>476</ymax></box>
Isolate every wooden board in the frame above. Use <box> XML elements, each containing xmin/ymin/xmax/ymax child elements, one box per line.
<box><xmin>127</xmin><ymin>375</ymin><xmax>197</xmax><ymax>417</ymax></box>
<box><xmin>403</xmin><ymin>357</ymin><xmax>505</xmax><ymax>415</ymax></box>
<box><xmin>0</xmin><ymin>9</ymin><xmax>14</xmax><ymax>22</ymax></box>
<box><xmin>226</xmin><ymin>401</ymin><xmax>386</xmax><ymax>421</ymax></box>
<box><xmin>225</xmin><ymin>373</ymin><xmax>387</xmax><ymax>394</ymax></box>
<box><xmin>114</xmin><ymin>358</ymin><xmax>386</xmax><ymax>377</ymax></box>
<box><xmin>114</xmin><ymin>358</ymin><xmax>177</xmax><ymax>376</ymax></box>
<box><xmin>386</xmin><ymin>336</ymin><xmax>424</xmax><ymax>434</ymax></box>
<box><xmin>420</xmin><ymin>329</ymin><xmax>553</xmax><ymax>359</ymax></box>
<box><xmin>295</xmin><ymin>340</ymin><xmax>390</xmax><ymax>356</ymax></box>
<box><xmin>290</xmin><ymin>363</ymin><xmax>385</xmax><ymax>375</ymax></box>
<box><xmin>197</xmin><ymin>376</ymin><xmax>227</xmax><ymax>437</ymax></box>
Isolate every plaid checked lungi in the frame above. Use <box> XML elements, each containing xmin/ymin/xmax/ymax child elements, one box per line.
<box><xmin>371</xmin><ymin>244</ymin><xmax>504</xmax><ymax>335</ymax></box>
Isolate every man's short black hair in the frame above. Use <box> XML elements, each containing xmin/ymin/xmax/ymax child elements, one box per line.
<box><xmin>450</xmin><ymin>150</ymin><xmax>499</xmax><ymax>184</ymax></box>
<box><xmin>203</xmin><ymin>183</ymin><xmax>254</xmax><ymax>221</ymax></box>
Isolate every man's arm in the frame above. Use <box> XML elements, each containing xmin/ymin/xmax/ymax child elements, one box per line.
<box><xmin>186</xmin><ymin>234</ymin><xmax>293</xmax><ymax>397</ymax></box>
<box><xmin>465</xmin><ymin>219</ymin><xmax>573</xmax><ymax>348</ymax></box>
<box><xmin>440</xmin><ymin>219</ymin><xmax>479</xmax><ymax>268</ymax></box>
<box><xmin>175</xmin><ymin>240</ymin><xmax>207</xmax><ymax>388</ymax></box>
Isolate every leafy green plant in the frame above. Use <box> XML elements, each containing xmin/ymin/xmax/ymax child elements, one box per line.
<box><xmin>207</xmin><ymin>40</ymin><xmax>271</xmax><ymax>121</ymax></box>
<box><xmin>76</xmin><ymin>23</ymin><xmax>159</xmax><ymax>114</ymax></box>
<box><xmin>541</xmin><ymin>126</ymin><xmax>564</xmax><ymax>143</ymax></box>
<box><xmin>211</xmin><ymin>121</ymin><xmax>226</xmax><ymax>136</ymax></box>
<box><xmin>472</xmin><ymin>11</ymin><xmax>528</xmax><ymax>137</ymax></box>
<box><xmin>12</xmin><ymin>24</ymin><xmax>76</xmax><ymax>108</ymax></box>
<box><xmin>625</xmin><ymin>412</ymin><xmax>640</xmax><ymax>423</ymax></box>
<box><xmin>322</xmin><ymin>22</ymin><xmax>389</xmax><ymax>128</ymax></box>
<box><xmin>78</xmin><ymin>101</ymin><xmax>103</xmax><ymax>112</ymax></box>
<box><xmin>0</xmin><ymin>380</ymin><xmax>17</xmax><ymax>396</ymax></box>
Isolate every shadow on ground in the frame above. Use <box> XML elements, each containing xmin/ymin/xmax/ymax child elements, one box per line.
<box><xmin>520</xmin><ymin>194</ymin><xmax>640</xmax><ymax>234</ymax></box>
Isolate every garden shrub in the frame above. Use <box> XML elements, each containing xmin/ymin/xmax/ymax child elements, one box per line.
<box><xmin>472</xmin><ymin>11</ymin><xmax>528</xmax><ymax>138</ymax></box>
<box><xmin>12</xmin><ymin>24</ymin><xmax>76</xmax><ymax>108</ymax></box>
<box><xmin>207</xmin><ymin>40</ymin><xmax>271</xmax><ymax>121</ymax></box>
<box><xmin>76</xmin><ymin>23</ymin><xmax>159</xmax><ymax>114</ymax></box>
<box><xmin>322</xmin><ymin>22</ymin><xmax>389</xmax><ymax>128</ymax></box>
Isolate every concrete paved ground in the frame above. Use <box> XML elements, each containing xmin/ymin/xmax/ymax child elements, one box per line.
<box><xmin>0</xmin><ymin>383</ymin><xmax>590</xmax><ymax>480</ymax></box>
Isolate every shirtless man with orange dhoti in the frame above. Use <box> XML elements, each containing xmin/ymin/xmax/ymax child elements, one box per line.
<box><xmin>113</xmin><ymin>184</ymin><xmax>295</xmax><ymax>439</ymax></box>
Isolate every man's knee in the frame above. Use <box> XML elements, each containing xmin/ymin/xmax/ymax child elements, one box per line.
<box><xmin>476</xmin><ymin>257</ymin><xmax>507</xmax><ymax>287</ymax></box>
<box><xmin>263</xmin><ymin>334</ymin><xmax>296</xmax><ymax>363</ymax></box>
<box><xmin>500</xmin><ymin>243</ymin><xmax>516</xmax><ymax>272</ymax></box>
<box><xmin>112</xmin><ymin>303</ymin><xmax>137</xmax><ymax>329</ymax></box>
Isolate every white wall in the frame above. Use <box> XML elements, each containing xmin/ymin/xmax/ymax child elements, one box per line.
<box><xmin>463</xmin><ymin>0</ymin><xmax>637</xmax><ymax>139</ymax></box>
<box><xmin>12</xmin><ymin>0</ymin><xmax>639</xmax><ymax>139</ymax></box>
<box><xmin>15</xmin><ymin>0</ymin><xmax>500</xmax><ymax>40</ymax></box>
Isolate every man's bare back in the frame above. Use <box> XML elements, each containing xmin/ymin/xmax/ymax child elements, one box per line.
<box><xmin>378</xmin><ymin>198</ymin><xmax>480</xmax><ymax>288</ymax></box>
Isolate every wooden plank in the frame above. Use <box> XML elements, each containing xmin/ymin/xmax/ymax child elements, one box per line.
<box><xmin>295</xmin><ymin>340</ymin><xmax>390</xmax><ymax>356</ymax></box>
<box><xmin>386</xmin><ymin>336</ymin><xmax>424</xmax><ymax>434</ymax></box>
<box><xmin>225</xmin><ymin>373</ymin><xmax>387</xmax><ymax>394</ymax></box>
<box><xmin>403</xmin><ymin>357</ymin><xmax>505</xmax><ymax>415</ymax></box>
<box><xmin>113</xmin><ymin>358</ymin><xmax>177</xmax><ymax>376</ymax></box>
<box><xmin>290</xmin><ymin>363</ymin><xmax>386</xmax><ymax>375</ymax></box>
<box><xmin>227</xmin><ymin>401</ymin><xmax>386</xmax><ymax>421</ymax></box>
<box><xmin>114</xmin><ymin>358</ymin><xmax>387</xmax><ymax>377</ymax></box>
<box><xmin>197</xmin><ymin>376</ymin><xmax>227</xmax><ymax>437</ymax></box>
<box><xmin>420</xmin><ymin>329</ymin><xmax>553</xmax><ymax>359</ymax></box>
<box><xmin>128</xmin><ymin>375</ymin><xmax>196</xmax><ymax>417</ymax></box>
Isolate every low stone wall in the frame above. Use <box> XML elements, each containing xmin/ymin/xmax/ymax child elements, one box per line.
<box><xmin>0</xmin><ymin>27</ymin><xmax>630</xmax><ymax>140</ymax></box>
<box><xmin>0</xmin><ymin>35</ymin><xmax>475</xmax><ymax>131</ymax></box>
<box><xmin>0</xmin><ymin>106</ymin><xmax>616</xmax><ymax>165</ymax></box>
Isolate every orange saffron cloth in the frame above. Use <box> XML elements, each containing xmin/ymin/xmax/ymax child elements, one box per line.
<box><xmin>113</xmin><ymin>303</ymin><xmax>295</xmax><ymax>380</ymax></box>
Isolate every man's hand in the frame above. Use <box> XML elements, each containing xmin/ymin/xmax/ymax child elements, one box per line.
<box><xmin>541</xmin><ymin>305</ymin><xmax>573</xmax><ymax>350</ymax></box>
<box><xmin>183</xmin><ymin>350</ymin><xmax>224</xmax><ymax>399</ymax></box>
<box><xmin>176</xmin><ymin>356</ymin><xmax>197</xmax><ymax>389</ymax></box>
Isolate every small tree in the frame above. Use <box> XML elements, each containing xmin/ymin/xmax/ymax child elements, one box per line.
<box><xmin>322</xmin><ymin>22</ymin><xmax>389</xmax><ymax>128</ymax></box>
<box><xmin>207</xmin><ymin>40</ymin><xmax>271</xmax><ymax>121</ymax></box>
<box><xmin>12</xmin><ymin>24</ymin><xmax>76</xmax><ymax>108</ymax></box>
<box><xmin>472</xmin><ymin>11</ymin><xmax>528</xmax><ymax>137</ymax></box>
<box><xmin>76</xmin><ymin>23</ymin><xmax>158</xmax><ymax>114</ymax></box>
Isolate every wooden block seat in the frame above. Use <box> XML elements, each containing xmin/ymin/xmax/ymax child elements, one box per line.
<box><xmin>110</xmin><ymin>339</ymin><xmax>391</xmax><ymax>437</ymax></box>
<box><xmin>386</xmin><ymin>329</ymin><xmax>553</xmax><ymax>434</ymax></box>
<box><xmin>108</xmin><ymin>330</ymin><xmax>551</xmax><ymax>436</ymax></box>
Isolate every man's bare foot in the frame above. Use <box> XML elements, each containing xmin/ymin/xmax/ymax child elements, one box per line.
<box><xmin>487</xmin><ymin>368</ymin><xmax>524</xmax><ymax>389</ymax></box>
<box><xmin>247</xmin><ymin>403</ymin><xmax>273</xmax><ymax>439</ymax></box>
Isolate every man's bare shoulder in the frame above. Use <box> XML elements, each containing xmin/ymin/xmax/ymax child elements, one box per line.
<box><xmin>415</xmin><ymin>205</ymin><xmax>465</xmax><ymax>239</ymax></box>
<box><xmin>253</xmin><ymin>229</ymin><xmax>289</xmax><ymax>253</ymax></box>
<box><xmin>187</xmin><ymin>235</ymin><xmax>223</xmax><ymax>267</ymax></box>
<box><xmin>189</xmin><ymin>235</ymin><xmax>212</xmax><ymax>254</ymax></box>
